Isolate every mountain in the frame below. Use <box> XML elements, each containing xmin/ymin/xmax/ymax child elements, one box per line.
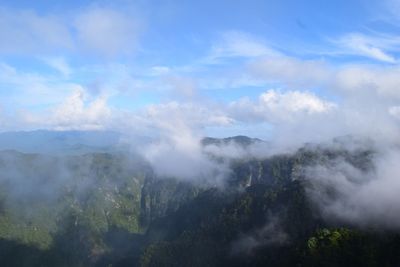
<box><xmin>202</xmin><ymin>135</ymin><xmax>264</xmax><ymax>147</ymax></box>
<box><xmin>0</xmin><ymin>136</ymin><xmax>398</xmax><ymax>266</ymax></box>
<box><xmin>0</xmin><ymin>130</ymin><xmax>122</xmax><ymax>154</ymax></box>
<box><xmin>0</xmin><ymin>131</ymin><xmax>263</xmax><ymax>155</ymax></box>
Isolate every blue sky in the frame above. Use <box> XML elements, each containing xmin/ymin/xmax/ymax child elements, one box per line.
<box><xmin>1</xmin><ymin>0</ymin><xmax>400</xmax><ymax>140</ymax></box>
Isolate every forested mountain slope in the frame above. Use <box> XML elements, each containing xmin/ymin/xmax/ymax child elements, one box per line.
<box><xmin>0</xmin><ymin>137</ymin><xmax>398</xmax><ymax>266</ymax></box>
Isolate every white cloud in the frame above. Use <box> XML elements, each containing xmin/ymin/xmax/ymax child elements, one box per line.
<box><xmin>164</xmin><ymin>76</ymin><xmax>198</xmax><ymax>100</ymax></box>
<box><xmin>144</xmin><ymin>101</ymin><xmax>233</xmax><ymax>129</ymax></box>
<box><xmin>150</xmin><ymin>66</ymin><xmax>170</xmax><ymax>76</ymax></box>
<box><xmin>249</xmin><ymin>54</ymin><xmax>400</xmax><ymax>102</ymax></box>
<box><xmin>260</xmin><ymin>90</ymin><xmax>336</xmax><ymax>113</ymax></box>
<box><xmin>249</xmin><ymin>56</ymin><xmax>331</xmax><ymax>88</ymax></box>
<box><xmin>2</xmin><ymin>24</ymin><xmax>400</xmax><ymax>153</ymax></box>
<box><xmin>334</xmin><ymin>65</ymin><xmax>400</xmax><ymax>99</ymax></box>
<box><xmin>0</xmin><ymin>8</ymin><xmax>73</xmax><ymax>54</ymax></box>
<box><xmin>138</xmin><ymin>102</ymin><xmax>230</xmax><ymax>182</ymax></box>
<box><xmin>383</xmin><ymin>0</ymin><xmax>400</xmax><ymax>20</ymax></box>
<box><xmin>388</xmin><ymin>105</ymin><xmax>400</xmax><ymax>118</ymax></box>
<box><xmin>74</xmin><ymin>7</ymin><xmax>140</xmax><ymax>56</ymax></box>
<box><xmin>207</xmin><ymin>31</ymin><xmax>280</xmax><ymax>63</ymax></box>
<box><xmin>229</xmin><ymin>89</ymin><xmax>336</xmax><ymax>124</ymax></box>
<box><xmin>51</xmin><ymin>89</ymin><xmax>111</xmax><ymax>130</ymax></box>
<box><xmin>20</xmin><ymin>88</ymin><xmax>112</xmax><ymax>131</ymax></box>
<box><xmin>337</xmin><ymin>33</ymin><xmax>397</xmax><ymax>63</ymax></box>
<box><xmin>40</xmin><ymin>57</ymin><xmax>71</xmax><ymax>77</ymax></box>
<box><xmin>306</xmin><ymin>148</ymin><xmax>400</xmax><ymax>229</ymax></box>
<box><xmin>0</xmin><ymin>6</ymin><xmax>141</xmax><ymax>57</ymax></box>
<box><xmin>0</xmin><ymin>62</ymin><xmax>82</xmax><ymax>107</ymax></box>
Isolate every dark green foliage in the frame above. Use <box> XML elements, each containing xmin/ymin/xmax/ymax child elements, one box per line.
<box><xmin>303</xmin><ymin>228</ymin><xmax>400</xmax><ymax>267</ymax></box>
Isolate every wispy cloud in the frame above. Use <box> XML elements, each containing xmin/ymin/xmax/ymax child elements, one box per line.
<box><xmin>0</xmin><ymin>7</ymin><xmax>73</xmax><ymax>54</ymax></box>
<box><xmin>74</xmin><ymin>6</ymin><xmax>141</xmax><ymax>57</ymax></box>
<box><xmin>0</xmin><ymin>6</ymin><xmax>141</xmax><ymax>57</ymax></box>
<box><xmin>205</xmin><ymin>31</ymin><xmax>281</xmax><ymax>64</ymax></box>
<box><xmin>335</xmin><ymin>33</ymin><xmax>400</xmax><ymax>63</ymax></box>
<box><xmin>40</xmin><ymin>57</ymin><xmax>72</xmax><ymax>77</ymax></box>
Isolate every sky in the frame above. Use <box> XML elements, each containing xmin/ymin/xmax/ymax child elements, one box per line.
<box><xmin>1</xmin><ymin>0</ymin><xmax>400</xmax><ymax>140</ymax></box>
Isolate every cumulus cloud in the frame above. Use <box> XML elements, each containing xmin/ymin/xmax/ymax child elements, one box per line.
<box><xmin>258</xmin><ymin>90</ymin><xmax>334</xmax><ymax>113</ymax></box>
<box><xmin>248</xmin><ymin>53</ymin><xmax>400</xmax><ymax>101</ymax></box>
<box><xmin>52</xmin><ymin>89</ymin><xmax>112</xmax><ymax>130</ymax></box>
<box><xmin>245</xmin><ymin>54</ymin><xmax>400</xmax><ymax>144</ymax></box>
<box><xmin>229</xmin><ymin>89</ymin><xmax>336</xmax><ymax>124</ymax></box>
<box><xmin>21</xmin><ymin>88</ymin><xmax>112</xmax><ymax>131</ymax></box>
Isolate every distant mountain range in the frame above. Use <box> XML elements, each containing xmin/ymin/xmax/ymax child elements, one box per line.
<box><xmin>0</xmin><ymin>131</ymin><xmax>266</xmax><ymax>154</ymax></box>
<box><xmin>0</xmin><ymin>130</ymin><xmax>121</xmax><ymax>154</ymax></box>
<box><xmin>0</xmin><ymin>136</ymin><xmax>387</xmax><ymax>267</ymax></box>
<box><xmin>0</xmin><ymin>131</ymin><xmax>397</xmax><ymax>267</ymax></box>
<box><xmin>201</xmin><ymin>135</ymin><xmax>264</xmax><ymax>147</ymax></box>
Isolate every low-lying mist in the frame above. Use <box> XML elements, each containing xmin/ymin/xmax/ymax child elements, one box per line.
<box><xmin>0</xmin><ymin>127</ymin><xmax>399</xmax><ymax>232</ymax></box>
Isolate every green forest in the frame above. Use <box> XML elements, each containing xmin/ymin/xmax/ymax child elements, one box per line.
<box><xmin>0</xmin><ymin>137</ymin><xmax>398</xmax><ymax>267</ymax></box>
